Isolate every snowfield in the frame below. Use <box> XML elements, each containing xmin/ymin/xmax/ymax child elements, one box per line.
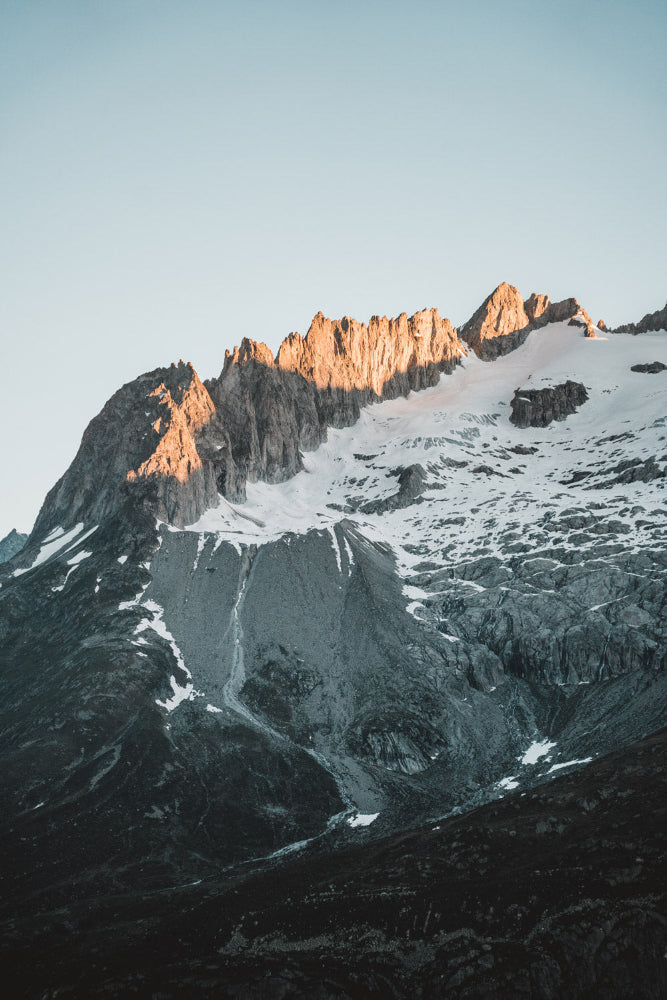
<box><xmin>183</xmin><ymin>324</ymin><xmax>666</xmax><ymax>583</ymax></box>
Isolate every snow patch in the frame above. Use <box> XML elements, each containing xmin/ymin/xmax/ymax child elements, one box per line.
<box><xmin>548</xmin><ymin>756</ymin><xmax>593</xmax><ymax>773</ymax></box>
<box><xmin>497</xmin><ymin>776</ymin><xmax>519</xmax><ymax>790</ymax></box>
<box><xmin>50</xmin><ymin>550</ymin><xmax>92</xmax><ymax>592</ymax></box>
<box><xmin>342</xmin><ymin>535</ymin><xmax>354</xmax><ymax>573</ymax></box>
<box><xmin>67</xmin><ymin>550</ymin><xmax>92</xmax><ymax>566</ymax></box>
<box><xmin>14</xmin><ymin>523</ymin><xmax>90</xmax><ymax>577</ymax></box>
<box><xmin>193</xmin><ymin>534</ymin><xmax>207</xmax><ymax>571</ymax></box>
<box><xmin>520</xmin><ymin>740</ymin><xmax>557</xmax><ymax>766</ymax></box>
<box><xmin>328</xmin><ymin>526</ymin><xmax>342</xmax><ymax>574</ymax></box>
<box><xmin>347</xmin><ymin>812</ymin><xmax>380</xmax><ymax>828</ymax></box>
<box><xmin>135</xmin><ymin>599</ymin><xmax>199</xmax><ymax>713</ymax></box>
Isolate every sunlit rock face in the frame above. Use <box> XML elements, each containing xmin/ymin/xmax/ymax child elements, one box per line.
<box><xmin>275</xmin><ymin>308</ymin><xmax>463</xmax><ymax>396</ymax></box>
<box><xmin>461</xmin><ymin>282</ymin><xmax>595</xmax><ymax>358</ymax></box>
<box><xmin>202</xmin><ymin>308</ymin><xmax>464</xmax><ymax>503</ymax></box>
<box><xmin>524</xmin><ymin>291</ymin><xmax>550</xmax><ymax>323</ymax></box>
<box><xmin>461</xmin><ymin>282</ymin><xmax>532</xmax><ymax>359</ymax></box>
<box><xmin>29</xmin><ymin>361</ymin><xmax>217</xmax><ymax>538</ymax></box>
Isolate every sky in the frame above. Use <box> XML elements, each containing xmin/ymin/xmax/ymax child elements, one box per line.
<box><xmin>1</xmin><ymin>0</ymin><xmax>666</xmax><ymax>538</ymax></box>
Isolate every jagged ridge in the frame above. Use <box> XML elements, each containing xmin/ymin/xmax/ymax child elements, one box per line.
<box><xmin>460</xmin><ymin>281</ymin><xmax>594</xmax><ymax>359</ymax></box>
<box><xmin>18</xmin><ymin>285</ymin><xmax>666</xmax><ymax>549</ymax></box>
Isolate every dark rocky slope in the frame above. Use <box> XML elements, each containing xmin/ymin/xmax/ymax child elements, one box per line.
<box><xmin>3</xmin><ymin>729</ymin><xmax>664</xmax><ymax>999</ymax></box>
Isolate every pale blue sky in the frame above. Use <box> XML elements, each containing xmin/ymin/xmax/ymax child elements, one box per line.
<box><xmin>1</xmin><ymin>0</ymin><xmax>666</xmax><ymax>536</ymax></box>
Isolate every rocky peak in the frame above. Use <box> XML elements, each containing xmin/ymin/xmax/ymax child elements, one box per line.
<box><xmin>29</xmin><ymin>361</ymin><xmax>217</xmax><ymax>541</ymax></box>
<box><xmin>126</xmin><ymin>366</ymin><xmax>214</xmax><ymax>487</ymax></box>
<box><xmin>25</xmin><ymin>286</ymin><xmax>614</xmax><ymax>539</ymax></box>
<box><xmin>460</xmin><ymin>283</ymin><xmax>530</xmax><ymax>359</ymax></box>
<box><xmin>524</xmin><ymin>292</ymin><xmax>550</xmax><ymax>323</ymax></box>
<box><xmin>223</xmin><ymin>339</ymin><xmax>275</xmax><ymax>373</ymax></box>
<box><xmin>275</xmin><ymin>307</ymin><xmax>463</xmax><ymax>397</ymax></box>
<box><xmin>462</xmin><ymin>284</ymin><xmax>594</xmax><ymax>359</ymax></box>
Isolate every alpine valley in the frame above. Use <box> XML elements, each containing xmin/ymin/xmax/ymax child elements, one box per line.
<box><xmin>1</xmin><ymin>282</ymin><xmax>666</xmax><ymax>999</ymax></box>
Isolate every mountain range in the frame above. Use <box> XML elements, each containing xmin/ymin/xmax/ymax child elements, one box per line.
<box><xmin>1</xmin><ymin>281</ymin><xmax>665</xmax><ymax>998</ymax></box>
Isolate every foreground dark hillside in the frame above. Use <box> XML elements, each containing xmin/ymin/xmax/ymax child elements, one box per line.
<box><xmin>2</xmin><ymin>729</ymin><xmax>665</xmax><ymax>999</ymax></box>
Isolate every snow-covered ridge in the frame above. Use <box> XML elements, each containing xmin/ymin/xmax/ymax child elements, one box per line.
<box><xmin>182</xmin><ymin>325</ymin><xmax>666</xmax><ymax>580</ymax></box>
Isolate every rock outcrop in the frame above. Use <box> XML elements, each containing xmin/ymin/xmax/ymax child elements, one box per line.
<box><xmin>276</xmin><ymin>309</ymin><xmax>461</xmax><ymax>397</ymax></box>
<box><xmin>361</xmin><ymin>464</ymin><xmax>426</xmax><ymax>515</ymax></box>
<box><xmin>461</xmin><ymin>283</ymin><xmax>593</xmax><ymax>359</ymax></box>
<box><xmin>0</xmin><ymin>529</ymin><xmax>27</xmax><ymax>564</ymax></box>
<box><xmin>510</xmin><ymin>380</ymin><xmax>589</xmax><ymax>427</ymax></box>
<box><xmin>202</xmin><ymin>308</ymin><xmax>463</xmax><ymax>503</ymax></box>
<box><xmin>631</xmin><ymin>361</ymin><xmax>666</xmax><ymax>374</ymax></box>
<box><xmin>460</xmin><ymin>282</ymin><xmax>531</xmax><ymax>359</ymax></box>
<box><xmin>30</xmin><ymin>362</ymin><xmax>218</xmax><ymax>539</ymax></box>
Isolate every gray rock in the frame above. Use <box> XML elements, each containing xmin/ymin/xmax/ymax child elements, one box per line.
<box><xmin>361</xmin><ymin>464</ymin><xmax>426</xmax><ymax>514</ymax></box>
<box><xmin>631</xmin><ymin>361</ymin><xmax>666</xmax><ymax>374</ymax></box>
<box><xmin>0</xmin><ymin>529</ymin><xmax>27</xmax><ymax>564</ymax></box>
<box><xmin>510</xmin><ymin>380</ymin><xmax>588</xmax><ymax>427</ymax></box>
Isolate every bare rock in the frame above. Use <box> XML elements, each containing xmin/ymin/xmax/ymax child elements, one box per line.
<box><xmin>510</xmin><ymin>380</ymin><xmax>589</xmax><ymax>428</ymax></box>
<box><xmin>461</xmin><ymin>284</ymin><xmax>592</xmax><ymax>360</ymax></box>
<box><xmin>631</xmin><ymin>361</ymin><xmax>666</xmax><ymax>374</ymax></box>
<box><xmin>203</xmin><ymin>309</ymin><xmax>463</xmax><ymax>505</ymax></box>
<box><xmin>361</xmin><ymin>464</ymin><xmax>426</xmax><ymax>514</ymax></box>
<box><xmin>276</xmin><ymin>308</ymin><xmax>463</xmax><ymax>397</ymax></box>
<box><xmin>31</xmin><ymin>362</ymin><xmax>217</xmax><ymax>538</ymax></box>
<box><xmin>524</xmin><ymin>292</ymin><xmax>550</xmax><ymax>323</ymax></box>
<box><xmin>460</xmin><ymin>282</ymin><xmax>531</xmax><ymax>359</ymax></box>
<box><xmin>0</xmin><ymin>529</ymin><xmax>28</xmax><ymax>564</ymax></box>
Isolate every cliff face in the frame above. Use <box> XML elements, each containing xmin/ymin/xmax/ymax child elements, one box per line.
<box><xmin>510</xmin><ymin>380</ymin><xmax>589</xmax><ymax>427</ymax></box>
<box><xmin>30</xmin><ymin>362</ymin><xmax>218</xmax><ymax>539</ymax></box>
<box><xmin>202</xmin><ymin>308</ymin><xmax>464</xmax><ymax>502</ymax></box>
<box><xmin>0</xmin><ymin>530</ymin><xmax>27</xmax><ymax>564</ymax></box>
<box><xmin>276</xmin><ymin>308</ymin><xmax>462</xmax><ymax>396</ymax></box>
<box><xmin>462</xmin><ymin>282</ymin><xmax>593</xmax><ymax>359</ymax></box>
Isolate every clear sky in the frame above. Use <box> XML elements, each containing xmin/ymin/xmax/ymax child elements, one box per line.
<box><xmin>1</xmin><ymin>0</ymin><xmax>666</xmax><ymax>538</ymax></box>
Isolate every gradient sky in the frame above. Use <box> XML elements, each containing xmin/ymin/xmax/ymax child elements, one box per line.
<box><xmin>1</xmin><ymin>0</ymin><xmax>666</xmax><ymax>538</ymax></box>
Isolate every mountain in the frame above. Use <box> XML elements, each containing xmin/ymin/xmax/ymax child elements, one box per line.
<box><xmin>0</xmin><ymin>528</ymin><xmax>27</xmax><ymax>564</ymax></box>
<box><xmin>1</xmin><ymin>284</ymin><xmax>665</xmax><ymax>998</ymax></box>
